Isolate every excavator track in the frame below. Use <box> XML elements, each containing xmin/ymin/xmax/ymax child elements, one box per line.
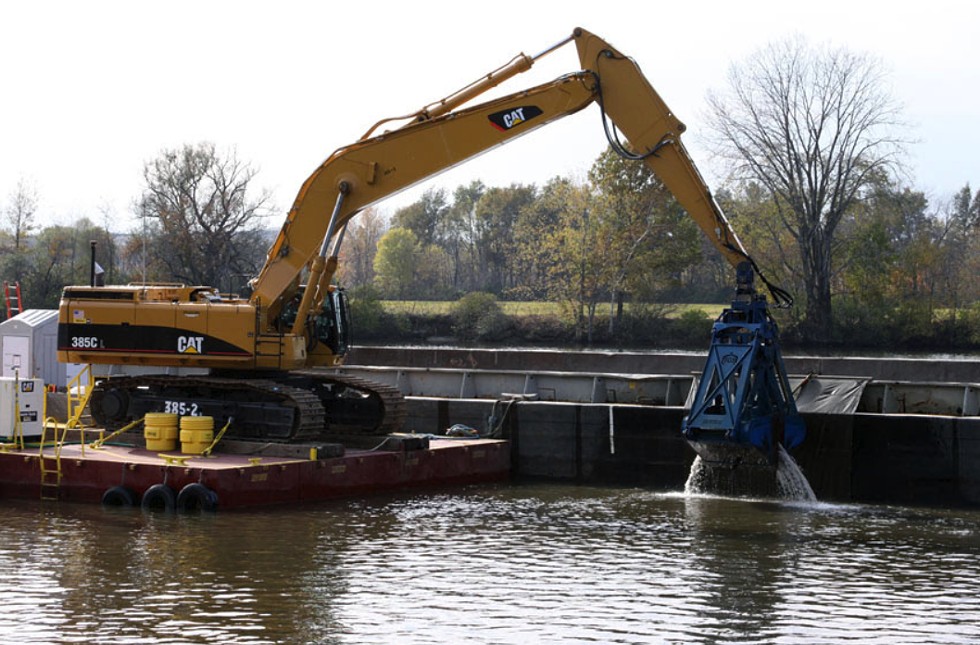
<box><xmin>289</xmin><ymin>370</ymin><xmax>407</xmax><ymax>435</ymax></box>
<box><xmin>89</xmin><ymin>371</ymin><xmax>404</xmax><ymax>442</ymax></box>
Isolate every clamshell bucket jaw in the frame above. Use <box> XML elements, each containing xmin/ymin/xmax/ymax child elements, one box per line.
<box><xmin>681</xmin><ymin>263</ymin><xmax>805</xmax><ymax>467</ymax></box>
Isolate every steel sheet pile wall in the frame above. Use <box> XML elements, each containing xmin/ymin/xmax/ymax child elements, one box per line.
<box><xmin>406</xmin><ymin>396</ymin><xmax>980</xmax><ymax>506</ymax></box>
<box><xmin>360</xmin><ymin>348</ymin><xmax>980</xmax><ymax>506</ymax></box>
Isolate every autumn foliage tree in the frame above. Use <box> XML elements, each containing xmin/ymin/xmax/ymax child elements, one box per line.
<box><xmin>336</xmin><ymin>207</ymin><xmax>386</xmax><ymax>288</ymax></box>
<box><xmin>587</xmin><ymin>149</ymin><xmax>701</xmax><ymax>321</ymax></box>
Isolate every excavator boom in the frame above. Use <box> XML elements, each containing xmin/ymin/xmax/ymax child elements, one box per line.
<box><xmin>252</xmin><ymin>28</ymin><xmax>788</xmax><ymax>328</ymax></box>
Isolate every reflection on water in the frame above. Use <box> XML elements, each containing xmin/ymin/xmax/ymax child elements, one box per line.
<box><xmin>0</xmin><ymin>484</ymin><xmax>979</xmax><ymax>644</ymax></box>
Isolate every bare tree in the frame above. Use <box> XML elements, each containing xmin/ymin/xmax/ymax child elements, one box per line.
<box><xmin>138</xmin><ymin>142</ymin><xmax>272</xmax><ymax>291</ymax></box>
<box><xmin>706</xmin><ymin>36</ymin><xmax>907</xmax><ymax>340</ymax></box>
<box><xmin>4</xmin><ymin>179</ymin><xmax>38</xmax><ymax>251</ymax></box>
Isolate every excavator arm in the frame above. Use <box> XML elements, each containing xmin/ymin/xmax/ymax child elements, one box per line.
<box><xmin>252</xmin><ymin>69</ymin><xmax>596</xmax><ymax>325</ymax></box>
<box><xmin>59</xmin><ymin>27</ymin><xmax>804</xmax><ymax>458</ymax></box>
<box><xmin>251</xmin><ymin>28</ymin><xmax>789</xmax><ymax>331</ymax></box>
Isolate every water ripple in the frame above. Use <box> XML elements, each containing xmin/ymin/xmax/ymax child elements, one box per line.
<box><xmin>0</xmin><ymin>486</ymin><xmax>979</xmax><ymax>643</ymax></box>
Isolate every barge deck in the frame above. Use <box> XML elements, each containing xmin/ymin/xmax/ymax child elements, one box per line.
<box><xmin>0</xmin><ymin>435</ymin><xmax>510</xmax><ymax>511</ymax></box>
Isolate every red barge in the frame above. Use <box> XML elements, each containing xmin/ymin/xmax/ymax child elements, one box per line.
<box><xmin>0</xmin><ymin>434</ymin><xmax>510</xmax><ymax>511</ymax></box>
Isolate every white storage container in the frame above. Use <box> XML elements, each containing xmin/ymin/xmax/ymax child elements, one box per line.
<box><xmin>0</xmin><ymin>309</ymin><xmax>81</xmax><ymax>389</ymax></box>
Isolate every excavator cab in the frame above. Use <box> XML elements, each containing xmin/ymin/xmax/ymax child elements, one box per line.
<box><xmin>279</xmin><ymin>286</ymin><xmax>352</xmax><ymax>358</ymax></box>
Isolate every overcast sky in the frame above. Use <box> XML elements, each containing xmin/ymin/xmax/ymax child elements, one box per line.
<box><xmin>2</xmin><ymin>0</ymin><xmax>978</xmax><ymax>230</ymax></box>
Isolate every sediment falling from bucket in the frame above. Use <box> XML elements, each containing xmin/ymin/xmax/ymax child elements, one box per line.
<box><xmin>683</xmin><ymin>455</ymin><xmax>707</xmax><ymax>495</ymax></box>
<box><xmin>775</xmin><ymin>444</ymin><xmax>816</xmax><ymax>501</ymax></box>
<box><xmin>683</xmin><ymin>446</ymin><xmax>817</xmax><ymax>502</ymax></box>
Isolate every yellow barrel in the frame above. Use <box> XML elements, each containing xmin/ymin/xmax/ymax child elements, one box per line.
<box><xmin>144</xmin><ymin>413</ymin><xmax>179</xmax><ymax>451</ymax></box>
<box><xmin>179</xmin><ymin>416</ymin><xmax>214</xmax><ymax>455</ymax></box>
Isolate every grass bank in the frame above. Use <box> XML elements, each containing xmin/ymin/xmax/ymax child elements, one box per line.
<box><xmin>381</xmin><ymin>301</ymin><xmax>727</xmax><ymax>319</ymax></box>
<box><xmin>351</xmin><ymin>296</ymin><xmax>980</xmax><ymax>352</ymax></box>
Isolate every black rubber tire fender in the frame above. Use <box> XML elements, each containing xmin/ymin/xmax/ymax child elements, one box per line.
<box><xmin>176</xmin><ymin>482</ymin><xmax>218</xmax><ymax>513</ymax></box>
<box><xmin>140</xmin><ymin>483</ymin><xmax>176</xmax><ymax>513</ymax></box>
<box><xmin>101</xmin><ymin>485</ymin><xmax>138</xmax><ymax>507</ymax></box>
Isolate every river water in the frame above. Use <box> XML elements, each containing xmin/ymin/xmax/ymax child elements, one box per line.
<box><xmin>1</xmin><ymin>483</ymin><xmax>979</xmax><ymax>644</ymax></box>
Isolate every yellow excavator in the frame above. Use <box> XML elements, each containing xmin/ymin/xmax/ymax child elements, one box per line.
<box><xmin>58</xmin><ymin>28</ymin><xmax>797</xmax><ymax>450</ymax></box>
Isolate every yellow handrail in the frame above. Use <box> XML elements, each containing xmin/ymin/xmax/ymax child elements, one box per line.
<box><xmin>87</xmin><ymin>416</ymin><xmax>145</xmax><ymax>450</ymax></box>
<box><xmin>66</xmin><ymin>365</ymin><xmax>94</xmax><ymax>429</ymax></box>
<box><xmin>202</xmin><ymin>417</ymin><xmax>234</xmax><ymax>457</ymax></box>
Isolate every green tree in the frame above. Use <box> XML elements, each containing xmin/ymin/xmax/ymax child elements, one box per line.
<box><xmin>944</xmin><ymin>185</ymin><xmax>980</xmax><ymax>309</ymax></box>
<box><xmin>442</xmin><ymin>180</ymin><xmax>485</xmax><ymax>293</ymax></box>
<box><xmin>346</xmin><ymin>284</ymin><xmax>385</xmax><ymax>337</ymax></box>
<box><xmin>719</xmin><ymin>183</ymin><xmax>808</xmax><ymax>329</ymax></box>
<box><xmin>373</xmin><ymin>227</ymin><xmax>418</xmax><ymax>298</ymax></box>
<box><xmin>530</xmin><ymin>180</ymin><xmax>601</xmax><ymax>341</ymax></box>
<box><xmin>0</xmin><ymin>180</ymin><xmax>39</xmax><ymax>307</ymax></box>
<box><xmin>587</xmin><ymin>148</ymin><xmax>701</xmax><ymax>331</ymax></box>
<box><xmin>510</xmin><ymin>177</ymin><xmax>571</xmax><ymax>300</ymax></box>
<box><xmin>389</xmin><ymin>181</ymin><xmax>487</xmax><ymax>294</ymax></box>
<box><xmin>23</xmin><ymin>218</ymin><xmax>115</xmax><ymax>308</ymax></box>
<box><xmin>392</xmin><ymin>188</ymin><xmax>447</xmax><ymax>247</ymax></box>
<box><xmin>451</xmin><ymin>291</ymin><xmax>510</xmax><ymax>342</ymax></box>
<box><xmin>473</xmin><ymin>184</ymin><xmax>537</xmax><ymax>294</ymax></box>
<box><xmin>836</xmin><ymin>181</ymin><xmax>945</xmax><ymax>344</ymax></box>
<box><xmin>373</xmin><ymin>227</ymin><xmax>452</xmax><ymax>300</ymax></box>
<box><xmin>522</xmin><ymin>152</ymin><xmax>706</xmax><ymax>345</ymax></box>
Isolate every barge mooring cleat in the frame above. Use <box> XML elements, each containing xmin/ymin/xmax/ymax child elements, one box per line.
<box><xmin>681</xmin><ymin>262</ymin><xmax>805</xmax><ymax>468</ymax></box>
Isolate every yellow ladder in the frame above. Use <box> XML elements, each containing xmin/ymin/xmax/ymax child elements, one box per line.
<box><xmin>38</xmin><ymin>365</ymin><xmax>97</xmax><ymax>499</ymax></box>
<box><xmin>37</xmin><ymin>380</ymin><xmax>63</xmax><ymax>501</ymax></box>
<box><xmin>39</xmin><ymin>421</ymin><xmax>65</xmax><ymax>500</ymax></box>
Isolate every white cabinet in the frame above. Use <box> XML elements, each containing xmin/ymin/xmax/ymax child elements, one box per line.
<box><xmin>0</xmin><ymin>376</ymin><xmax>45</xmax><ymax>438</ymax></box>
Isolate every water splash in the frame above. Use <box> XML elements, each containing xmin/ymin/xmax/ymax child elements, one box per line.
<box><xmin>775</xmin><ymin>444</ymin><xmax>816</xmax><ymax>502</ymax></box>
<box><xmin>683</xmin><ymin>445</ymin><xmax>816</xmax><ymax>502</ymax></box>
<box><xmin>683</xmin><ymin>455</ymin><xmax>707</xmax><ymax>496</ymax></box>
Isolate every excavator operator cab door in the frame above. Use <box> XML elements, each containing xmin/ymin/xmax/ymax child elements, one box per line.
<box><xmin>315</xmin><ymin>288</ymin><xmax>352</xmax><ymax>357</ymax></box>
